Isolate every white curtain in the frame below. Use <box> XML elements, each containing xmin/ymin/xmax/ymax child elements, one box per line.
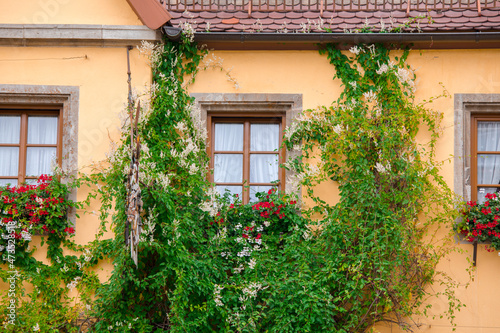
<box><xmin>249</xmin><ymin>185</ymin><xmax>272</xmax><ymax>202</ymax></box>
<box><xmin>214</xmin><ymin>154</ymin><xmax>242</xmax><ymax>182</ymax></box>
<box><xmin>214</xmin><ymin>123</ymin><xmax>243</xmax><ymax>151</ymax></box>
<box><xmin>477</xmin><ymin>121</ymin><xmax>500</xmax><ymax>203</ymax></box>
<box><xmin>250</xmin><ymin>154</ymin><xmax>278</xmax><ymax>183</ymax></box>
<box><xmin>0</xmin><ymin>116</ymin><xmax>20</xmax><ymax>144</ymax></box>
<box><xmin>216</xmin><ymin>185</ymin><xmax>242</xmax><ymax>200</ymax></box>
<box><xmin>251</xmin><ymin>124</ymin><xmax>279</xmax><ymax>151</ymax></box>
<box><xmin>0</xmin><ymin>147</ymin><xmax>19</xmax><ymax>176</ymax></box>
<box><xmin>26</xmin><ymin>147</ymin><xmax>56</xmax><ymax>177</ymax></box>
<box><xmin>0</xmin><ymin>179</ymin><xmax>17</xmax><ymax>186</ymax></box>
<box><xmin>28</xmin><ymin>116</ymin><xmax>58</xmax><ymax>144</ymax></box>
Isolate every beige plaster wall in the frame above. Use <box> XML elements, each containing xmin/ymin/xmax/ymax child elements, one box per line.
<box><xmin>188</xmin><ymin>48</ymin><xmax>500</xmax><ymax>332</ymax></box>
<box><xmin>0</xmin><ymin>0</ymin><xmax>141</xmax><ymax>26</ymax></box>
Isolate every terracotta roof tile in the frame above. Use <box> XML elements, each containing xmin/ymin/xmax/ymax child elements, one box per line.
<box><xmin>216</xmin><ymin>12</ymin><xmax>236</xmax><ymax>19</ymax></box>
<box><xmin>200</xmin><ymin>12</ymin><xmax>217</xmax><ymax>19</ymax></box>
<box><xmin>481</xmin><ymin>9</ymin><xmax>500</xmax><ymax>17</ymax></box>
<box><xmin>303</xmin><ymin>11</ymin><xmax>322</xmax><ymax>18</ymax></box>
<box><xmin>251</xmin><ymin>12</ymin><xmax>270</xmax><ymax>18</ymax></box>
<box><xmin>488</xmin><ymin>14</ymin><xmax>500</xmax><ymax>22</ymax></box>
<box><xmin>462</xmin><ymin>9</ymin><xmax>482</xmax><ymax>17</ymax></box>
<box><xmin>337</xmin><ymin>11</ymin><xmax>356</xmax><ymax>18</ymax></box>
<box><xmin>269</xmin><ymin>11</ymin><xmax>286</xmax><ymax>18</ymax></box>
<box><xmin>167</xmin><ymin>2</ymin><xmax>500</xmax><ymax>34</ymax></box>
<box><xmin>285</xmin><ymin>12</ymin><xmax>305</xmax><ymax>18</ymax></box>
<box><xmin>469</xmin><ymin>16</ymin><xmax>490</xmax><ymax>23</ymax></box>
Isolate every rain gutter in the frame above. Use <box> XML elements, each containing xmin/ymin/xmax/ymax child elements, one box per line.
<box><xmin>193</xmin><ymin>32</ymin><xmax>500</xmax><ymax>50</ymax></box>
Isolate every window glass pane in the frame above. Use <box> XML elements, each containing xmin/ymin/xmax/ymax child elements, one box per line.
<box><xmin>216</xmin><ymin>185</ymin><xmax>242</xmax><ymax>201</ymax></box>
<box><xmin>214</xmin><ymin>123</ymin><xmax>243</xmax><ymax>151</ymax></box>
<box><xmin>0</xmin><ymin>147</ymin><xmax>19</xmax><ymax>176</ymax></box>
<box><xmin>250</xmin><ymin>154</ymin><xmax>279</xmax><ymax>183</ymax></box>
<box><xmin>0</xmin><ymin>179</ymin><xmax>17</xmax><ymax>187</ymax></box>
<box><xmin>249</xmin><ymin>186</ymin><xmax>273</xmax><ymax>203</ymax></box>
<box><xmin>477</xmin><ymin>187</ymin><xmax>500</xmax><ymax>204</ymax></box>
<box><xmin>477</xmin><ymin>154</ymin><xmax>500</xmax><ymax>186</ymax></box>
<box><xmin>251</xmin><ymin>124</ymin><xmax>280</xmax><ymax>151</ymax></box>
<box><xmin>478</xmin><ymin>122</ymin><xmax>500</xmax><ymax>152</ymax></box>
<box><xmin>0</xmin><ymin>116</ymin><xmax>21</xmax><ymax>144</ymax></box>
<box><xmin>24</xmin><ymin>179</ymin><xmax>38</xmax><ymax>185</ymax></box>
<box><xmin>214</xmin><ymin>154</ymin><xmax>243</xmax><ymax>183</ymax></box>
<box><xmin>26</xmin><ymin>147</ymin><xmax>56</xmax><ymax>177</ymax></box>
<box><xmin>28</xmin><ymin>116</ymin><xmax>58</xmax><ymax>144</ymax></box>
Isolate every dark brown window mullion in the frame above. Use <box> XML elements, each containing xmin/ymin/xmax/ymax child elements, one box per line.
<box><xmin>279</xmin><ymin>115</ymin><xmax>286</xmax><ymax>192</ymax></box>
<box><xmin>243</xmin><ymin>121</ymin><xmax>250</xmax><ymax>203</ymax></box>
<box><xmin>18</xmin><ymin>113</ymin><xmax>28</xmax><ymax>184</ymax></box>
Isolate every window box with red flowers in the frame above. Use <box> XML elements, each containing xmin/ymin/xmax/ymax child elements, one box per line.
<box><xmin>0</xmin><ymin>175</ymin><xmax>78</xmax><ymax>257</ymax></box>
<box><xmin>454</xmin><ymin>193</ymin><xmax>500</xmax><ymax>251</ymax></box>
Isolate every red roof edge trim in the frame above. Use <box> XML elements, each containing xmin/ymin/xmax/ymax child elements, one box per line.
<box><xmin>127</xmin><ymin>0</ymin><xmax>172</xmax><ymax>30</ymax></box>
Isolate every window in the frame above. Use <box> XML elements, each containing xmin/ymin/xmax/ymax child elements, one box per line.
<box><xmin>193</xmin><ymin>93</ymin><xmax>302</xmax><ymax>204</ymax></box>
<box><xmin>455</xmin><ymin>94</ymin><xmax>500</xmax><ymax>203</ymax></box>
<box><xmin>0</xmin><ymin>108</ymin><xmax>61</xmax><ymax>186</ymax></box>
<box><xmin>209</xmin><ymin>114</ymin><xmax>285</xmax><ymax>203</ymax></box>
<box><xmin>471</xmin><ymin>115</ymin><xmax>500</xmax><ymax>204</ymax></box>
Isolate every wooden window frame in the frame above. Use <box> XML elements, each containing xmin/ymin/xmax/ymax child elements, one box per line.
<box><xmin>0</xmin><ymin>106</ymin><xmax>63</xmax><ymax>185</ymax></box>
<box><xmin>470</xmin><ymin>114</ymin><xmax>500</xmax><ymax>202</ymax></box>
<box><xmin>208</xmin><ymin>112</ymin><xmax>286</xmax><ymax>203</ymax></box>
<box><xmin>192</xmin><ymin>93</ymin><xmax>303</xmax><ymax>203</ymax></box>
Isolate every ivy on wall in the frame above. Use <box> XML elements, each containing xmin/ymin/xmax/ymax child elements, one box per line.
<box><xmin>0</xmin><ymin>32</ymin><xmax>463</xmax><ymax>333</ymax></box>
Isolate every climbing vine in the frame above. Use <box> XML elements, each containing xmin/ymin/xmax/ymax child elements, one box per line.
<box><xmin>0</xmin><ymin>31</ymin><xmax>463</xmax><ymax>332</ymax></box>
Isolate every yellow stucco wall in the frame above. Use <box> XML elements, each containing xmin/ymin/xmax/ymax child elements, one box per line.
<box><xmin>188</xmin><ymin>48</ymin><xmax>500</xmax><ymax>332</ymax></box>
<box><xmin>0</xmin><ymin>45</ymin><xmax>151</xmax><ymax>280</ymax></box>
<box><xmin>0</xmin><ymin>0</ymin><xmax>141</xmax><ymax>26</ymax></box>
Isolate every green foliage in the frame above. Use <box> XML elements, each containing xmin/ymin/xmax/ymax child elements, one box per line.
<box><xmin>0</xmin><ymin>175</ymin><xmax>98</xmax><ymax>332</ymax></box>
<box><xmin>88</xmin><ymin>39</ymin><xmax>463</xmax><ymax>332</ymax></box>
<box><xmin>283</xmin><ymin>43</ymin><xmax>462</xmax><ymax>330</ymax></box>
<box><xmin>1</xmin><ymin>31</ymin><xmax>462</xmax><ymax>332</ymax></box>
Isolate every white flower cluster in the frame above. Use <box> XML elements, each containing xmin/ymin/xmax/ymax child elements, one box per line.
<box><xmin>375</xmin><ymin>162</ymin><xmax>391</xmax><ymax>174</ymax></box>
<box><xmin>248</xmin><ymin>258</ymin><xmax>257</xmax><ymax>269</ymax></box>
<box><xmin>137</xmin><ymin>40</ymin><xmax>164</xmax><ymax>69</ymax></box>
<box><xmin>214</xmin><ymin>284</ymin><xmax>224</xmax><ymax>307</ymax></box>
<box><xmin>66</xmin><ymin>276</ymin><xmax>81</xmax><ymax>291</ymax></box>
<box><xmin>83</xmin><ymin>249</ymin><xmax>92</xmax><ymax>262</ymax></box>
<box><xmin>333</xmin><ymin>124</ymin><xmax>343</xmax><ymax>135</ymax></box>
<box><xmin>179</xmin><ymin>21</ymin><xmax>195</xmax><ymax>42</ymax></box>
<box><xmin>349</xmin><ymin>46</ymin><xmax>360</xmax><ymax>55</ymax></box>
<box><xmin>242</xmin><ymin>282</ymin><xmax>266</xmax><ymax>299</ymax></box>
<box><xmin>363</xmin><ymin>91</ymin><xmax>377</xmax><ymax>102</ymax></box>
<box><xmin>199</xmin><ymin>187</ymin><xmax>220</xmax><ymax>217</ymax></box>
<box><xmin>376</xmin><ymin>64</ymin><xmax>389</xmax><ymax>75</ymax></box>
<box><xmin>237</xmin><ymin>247</ymin><xmax>252</xmax><ymax>257</ymax></box>
<box><xmin>233</xmin><ymin>264</ymin><xmax>244</xmax><ymax>274</ymax></box>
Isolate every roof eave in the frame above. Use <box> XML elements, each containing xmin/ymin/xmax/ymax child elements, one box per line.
<box><xmin>194</xmin><ymin>31</ymin><xmax>500</xmax><ymax>50</ymax></box>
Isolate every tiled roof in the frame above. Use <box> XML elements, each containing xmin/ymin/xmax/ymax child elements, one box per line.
<box><xmin>160</xmin><ymin>0</ymin><xmax>500</xmax><ymax>33</ymax></box>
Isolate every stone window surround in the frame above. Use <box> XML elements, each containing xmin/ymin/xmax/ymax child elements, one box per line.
<box><xmin>0</xmin><ymin>84</ymin><xmax>79</xmax><ymax>224</ymax></box>
<box><xmin>454</xmin><ymin>94</ymin><xmax>500</xmax><ymax>202</ymax></box>
<box><xmin>192</xmin><ymin>93</ymin><xmax>302</xmax><ymax>199</ymax></box>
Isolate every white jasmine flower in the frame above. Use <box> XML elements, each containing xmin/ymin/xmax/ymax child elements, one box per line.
<box><xmin>376</xmin><ymin>64</ymin><xmax>389</xmax><ymax>75</ymax></box>
<box><xmin>363</xmin><ymin>91</ymin><xmax>376</xmax><ymax>101</ymax></box>
<box><xmin>333</xmin><ymin>124</ymin><xmax>343</xmax><ymax>135</ymax></box>
<box><xmin>214</xmin><ymin>284</ymin><xmax>224</xmax><ymax>306</ymax></box>
<box><xmin>349</xmin><ymin>46</ymin><xmax>360</xmax><ymax>55</ymax></box>
<box><xmin>248</xmin><ymin>259</ymin><xmax>256</xmax><ymax>269</ymax></box>
<box><xmin>33</xmin><ymin>323</ymin><xmax>40</xmax><ymax>331</ymax></box>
